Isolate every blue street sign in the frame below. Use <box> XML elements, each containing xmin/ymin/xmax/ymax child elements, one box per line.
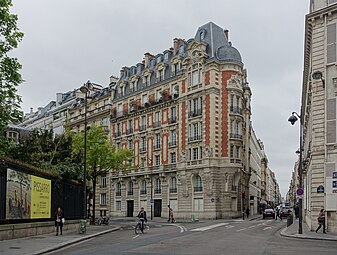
<box><xmin>296</xmin><ymin>188</ymin><xmax>304</xmax><ymax>196</ymax></box>
<box><xmin>150</xmin><ymin>198</ymin><xmax>154</xmax><ymax>205</ymax></box>
<box><xmin>333</xmin><ymin>172</ymin><xmax>337</xmax><ymax>179</ymax></box>
<box><xmin>317</xmin><ymin>185</ymin><xmax>324</xmax><ymax>193</ymax></box>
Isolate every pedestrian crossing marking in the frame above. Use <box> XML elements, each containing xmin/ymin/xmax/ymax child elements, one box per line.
<box><xmin>190</xmin><ymin>223</ymin><xmax>229</xmax><ymax>232</ymax></box>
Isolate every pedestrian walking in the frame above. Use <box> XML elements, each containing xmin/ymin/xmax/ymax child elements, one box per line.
<box><xmin>315</xmin><ymin>209</ymin><xmax>326</xmax><ymax>234</ymax></box>
<box><xmin>54</xmin><ymin>207</ymin><xmax>64</xmax><ymax>236</ymax></box>
<box><xmin>275</xmin><ymin>207</ymin><xmax>280</xmax><ymax>220</ymax></box>
<box><xmin>168</xmin><ymin>208</ymin><xmax>175</xmax><ymax>223</ymax></box>
<box><xmin>245</xmin><ymin>207</ymin><xmax>250</xmax><ymax>219</ymax></box>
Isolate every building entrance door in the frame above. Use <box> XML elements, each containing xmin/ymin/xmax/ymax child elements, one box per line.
<box><xmin>154</xmin><ymin>199</ymin><xmax>162</xmax><ymax>217</ymax></box>
<box><xmin>127</xmin><ymin>200</ymin><xmax>134</xmax><ymax>217</ymax></box>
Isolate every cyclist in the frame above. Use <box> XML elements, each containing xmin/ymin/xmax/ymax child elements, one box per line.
<box><xmin>137</xmin><ymin>207</ymin><xmax>147</xmax><ymax>232</ymax></box>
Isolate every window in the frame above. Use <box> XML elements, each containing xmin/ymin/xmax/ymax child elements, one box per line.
<box><xmin>155</xmin><ymin>111</ymin><xmax>160</xmax><ymax>122</ymax></box>
<box><xmin>141</xmin><ymin>157</ymin><xmax>146</xmax><ymax>168</ymax></box>
<box><xmin>230</xmin><ymin>145</ymin><xmax>234</xmax><ymax>158</ymax></box>
<box><xmin>193</xmin><ymin>148</ymin><xmax>198</xmax><ymax>160</ymax></box>
<box><xmin>170</xmin><ymin>130</ymin><xmax>176</xmax><ymax>146</ymax></box>
<box><xmin>116</xmin><ymin>142</ymin><xmax>120</xmax><ymax>151</ymax></box>
<box><xmin>188</xmin><ymin>63</ymin><xmax>202</xmax><ymax>86</ymax></box>
<box><xmin>155</xmin><ymin>178</ymin><xmax>161</xmax><ymax>194</ymax></box>
<box><xmin>170</xmin><ymin>177</ymin><xmax>177</xmax><ymax>193</ymax></box>
<box><xmin>128</xmin><ymin>181</ymin><xmax>134</xmax><ymax>196</ymax></box>
<box><xmin>128</xmin><ymin>140</ymin><xmax>133</xmax><ymax>149</ymax></box>
<box><xmin>327</xmin><ymin>23</ymin><xmax>337</xmax><ymax>64</ymax></box>
<box><xmin>140</xmin><ymin>179</ymin><xmax>147</xmax><ymax>195</ymax></box>
<box><xmin>236</xmin><ymin>146</ymin><xmax>240</xmax><ymax>158</ymax></box>
<box><xmin>141</xmin><ymin>116</ymin><xmax>146</xmax><ymax>126</ymax></box>
<box><xmin>194</xmin><ymin>198</ymin><xmax>204</xmax><ymax>211</ymax></box>
<box><xmin>155</xmin><ymin>133</ymin><xmax>161</xmax><ymax>149</ymax></box>
<box><xmin>101</xmin><ymin>175</ymin><xmax>107</xmax><ymax>188</ymax></box>
<box><xmin>141</xmin><ymin>137</ymin><xmax>146</xmax><ymax>151</ymax></box>
<box><xmin>170</xmin><ymin>152</ymin><xmax>176</xmax><ymax>164</ymax></box>
<box><xmin>116</xmin><ymin>201</ymin><xmax>121</xmax><ymax>211</ymax></box>
<box><xmin>102</xmin><ymin>117</ymin><xmax>108</xmax><ymax>127</ymax></box>
<box><xmin>146</xmin><ymin>75</ymin><xmax>151</xmax><ymax>86</ymax></box>
<box><xmin>155</xmin><ymin>155</ymin><xmax>160</xmax><ymax>166</ymax></box>
<box><xmin>156</xmin><ymin>89</ymin><xmax>162</xmax><ymax>100</ymax></box>
<box><xmin>193</xmin><ymin>175</ymin><xmax>203</xmax><ymax>192</ymax></box>
<box><xmin>142</xmin><ymin>94</ymin><xmax>148</xmax><ymax>105</ymax></box>
<box><xmin>100</xmin><ymin>193</ymin><xmax>107</xmax><ymax>205</ymax></box>
<box><xmin>116</xmin><ymin>182</ymin><xmax>122</xmax><ymax>196</ymax></box>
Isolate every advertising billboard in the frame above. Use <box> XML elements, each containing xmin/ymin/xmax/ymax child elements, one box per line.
<box><xmin>6</xmin><ymin>169</ymin><xmax>51</xmax><ymax>219</ymax></box>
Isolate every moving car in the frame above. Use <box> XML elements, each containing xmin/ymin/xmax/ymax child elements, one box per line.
<box><xmin>280</xmin><ymin>208</ymin><xmax>292</xmax><ymax>219</ymax></box>
<box><xmin>263</xmin><ymin>208</ymin><xmax>275</xmax><ymax>219</ymax></box>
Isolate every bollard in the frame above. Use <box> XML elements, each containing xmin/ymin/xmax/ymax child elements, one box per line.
<box><xmin>79</xmin><ymin>219</ymin><xmax>87</xmax><ymax>234</ymax></box>
<box><xmin>287</xmin><ymin>214</ymin><xmax>293</xmax><ymax>227</ymax></box>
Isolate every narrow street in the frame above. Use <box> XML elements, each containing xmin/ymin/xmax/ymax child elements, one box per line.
<box><xmin>49</xmin><ymin>218</ymin><xmax>337</xmax><ymax>255</ymax></box>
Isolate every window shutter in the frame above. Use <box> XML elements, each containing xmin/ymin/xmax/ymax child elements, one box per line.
<box><xmin>327</xmin><ymin>98</ymin><xmax>337</xmax><ymax>144</ymax></box>
<box><xmin>327</xmin><ymin>23</ymin><xmax>337</xmax><ymax>64</ymax></box>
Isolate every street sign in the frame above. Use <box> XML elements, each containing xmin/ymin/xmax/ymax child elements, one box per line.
<box><xmin>317</xmin><ymin>185</ymin><xmax>324</xmax><ymax>193</ymax></box>
<box><xmin>296</xmin><ymin>188</ymin><xmax>304</xmax><ymax>196</ymax></box>
<box><xmin>333</xmin><ymin>172</ymin><xmax>337</xmax><ymax>178</ymax></box>
<box><xmin>150</xmin><ymin>198</ymin><xmax>154</xmax><ymax>205</ymax></box>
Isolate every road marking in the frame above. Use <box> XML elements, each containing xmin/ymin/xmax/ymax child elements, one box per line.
<box><xmin>257</xmin><ymin>223</ymin><xmax>264</xmax><ymax>226</ymax></box>
<box><xmin>132</xmin><ymin>234</ymin><xmax>139</xmax><ymax>239</ymax></box>
<box><xmin>263</xmin><ymin>227</ymin><xmax>272</xmax><ymax>231</ymax></box>
<box><xmin>225</xmin><ymin>225</ymin><xmax>234</xmax><ymax>229</ymax></box>
<box><xmin>167</xmin><ymin>224</ymin><xmax>186</xmax><ymax>233</ymax></box>
<box><xmin>236</xmin><ymin>228</ymin><xmax>247</xmax><ymax>232</ymax></box>
<box><xmin>248</xmin><ymin>225</ymin><xmax>256</xmax><ymax>228</ymax></box>
<box><xmin>191</xmin><ymin>223</ymin><xmax>229</xmax><ymax>232</ymax></box>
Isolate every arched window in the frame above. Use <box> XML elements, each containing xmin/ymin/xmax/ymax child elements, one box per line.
<box><xmin>128</xmin><ymin>181</ymin><xmax>133</xmax><ymax>196</ymax></box>
<box><xmin>170</xmin><ymin>177</ymin><xmax>177</xmax><ymax>193</ymax></box>
<box><xmin>193</xmin><ymin>175</ymin><xmax>203</xmax><ymax>192</ymax></box>
<box><xmin>140</xmin><ymin>179</ymin><xmax>147</xmax><ymax>195</ymax></box>
<box><xmin>155</xmin><ymin>178</ymin><xmax>162</xmax><ymax>194</ymax></box>
<box><xmin>116</xmin><ymin>182</ymin><xmax>122</xmax><ymax>196</ymax></box>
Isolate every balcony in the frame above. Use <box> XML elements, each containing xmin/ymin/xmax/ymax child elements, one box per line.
<box><xmin>140</xmin><ymin>147</ymin><xmax>147</xmax><ymax>153</ymax></box>
<box><xmin>154</xmin><ymin>144</ymin><xmax>161</xmax><ymax>151</ymax></box>
<box><xmin>126</xmin><ymin>128</ymin><xmax>133</xmax><ymax>135</ymax></box>
<box><xmin>169</xmin><ymin>141</ymin><xmax>177</xmax><ymax>147</ymax></box>
<box><xmin>230</xmin><ymin>106</ymin><xmax>243</xmax><ymax>114</ymax></box>
<box><xmin>153</xmin><ymin>121</ymin><xmax>161</xmax><ymax>128</ymax></box>
<box><xmin>194</xmin><ymin>186</ymin><xmax>203</xmax><ymax>192</ymax></box>
<box><xmin>188</xmin><ymin>135</ymin><xmax>202</xmax><ymax>142</ymax></box>
<box><xmin>114</xmin><ymin>131</ymin><xmax>121</xmax><ymax>137</ymax></box>
<box><xmin>188</xmin><ymin>109</ymin><xmax>202</xmax><ymax>118</ymax></box>
<box><xmin>168</xmin><ymin>116</ymin><xmax>177</xmax><ymax>124</ymax></box>
<box><xmin>230</xmin><ymin>133</ymin><xmax>243</xmax><ymax>140</ymax></box>
<box><xmin>169</xmin><ymin>188</ymin><xmax>177</xmax><ymax>193</ymax></box>
<box><xmin>230</xmin><ymin>158</ymin><xmax>241</xmax><ymax>164</ymax></box>
<box><xmin>139</xmin><ymin>125</ymin><xmax>147</xmax><ymax>132</ymax></box>
<box><xmin>116</xmin><ymin>111</ymin><xmax>124</xmax><ymax>118</ymax></box>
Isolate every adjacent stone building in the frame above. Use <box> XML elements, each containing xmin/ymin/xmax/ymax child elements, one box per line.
<box><xmin>301</xmin><ymin>0</ymin><xmax>337</xmax><ymax>233</ymax></box>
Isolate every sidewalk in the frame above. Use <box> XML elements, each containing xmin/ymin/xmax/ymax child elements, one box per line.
<box><xmin>280</xmin><ymin>219</ymin><xmax>337</xmax><ymax>241</ymax></box>
<box><xmin>0</xmin><ymin>224</ymin><xmax>120</xmax><ymax>255</ymax></box>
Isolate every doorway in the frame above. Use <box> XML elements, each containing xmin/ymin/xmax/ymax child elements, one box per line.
<box><xmin>127</xmin><ymin>200</ymin><xmax>134</xmax><ymax>217</ymax></box>
<box><xmin>154</xmin><ymin>199</ymin><xmax>162</xmax><ymax>217</ymax></box>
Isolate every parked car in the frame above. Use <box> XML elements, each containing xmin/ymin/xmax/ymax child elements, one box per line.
<box><xmin>280</xmin><ymin>208</ymin><xmax>292</xmax><ymax>219</ymax></box>
<box><xmin>263</xmin><ymin>208</ymin><xmax>275</xmax><ymax>219</ymax></box>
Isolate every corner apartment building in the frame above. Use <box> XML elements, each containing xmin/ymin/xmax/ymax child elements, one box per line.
<box><xmin>108</xmin><ymin>22</ymin><xmax>266</xmax><ymax>220</ymax></box>
<box><xmin>301</xmin><ymin>0</ymin><xmax>337</xmax><ymax>233</ymax></box>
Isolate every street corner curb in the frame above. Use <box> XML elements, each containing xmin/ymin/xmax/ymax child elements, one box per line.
<box><xmin>30</xmin><ymin>227</ymin><xmax>120</xmax><ymax>255</ymax></box>
<box><xmin>280</xmin><ymin>227</ymin><xmax>337</xmax><ymax>241</ymax></box>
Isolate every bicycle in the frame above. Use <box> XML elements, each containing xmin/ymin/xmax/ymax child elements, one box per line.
<box><xmin>134</xmin><ymin>218</ymin><xmax>149</xmax><ymax>234</ymax></box>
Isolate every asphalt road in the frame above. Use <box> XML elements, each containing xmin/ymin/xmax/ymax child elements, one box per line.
<box><xmin>49</xmin><ymin>218</ymin><xmax>337</xmax><ymax>255</ymax></box>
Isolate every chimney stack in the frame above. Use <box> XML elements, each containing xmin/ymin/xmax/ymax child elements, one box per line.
<box><xmin>224</xmin><ymin>29</ymin><xmax>229</xmax><ymax>40</ymax></box>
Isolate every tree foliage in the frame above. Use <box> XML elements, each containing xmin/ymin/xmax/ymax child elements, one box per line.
<box><xmin>72</xmin><ymin>126</ymin><xmax>134</xmax><ymax>222</ymax></box>
<box><xmin>0</xmin><ymin>0</ymin><xmax>24</xmax><ymax>151</ymax></box>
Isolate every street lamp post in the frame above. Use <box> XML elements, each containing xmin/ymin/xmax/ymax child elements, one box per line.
<box><xmin>288</xmin><ymin>111</ymin><xmax>303</xmax><ymax>234</ymax></box>
<box><xmin>80</xmin><ymin>81</ymin><xmax>92</xmax><ymax>220</ymax></box>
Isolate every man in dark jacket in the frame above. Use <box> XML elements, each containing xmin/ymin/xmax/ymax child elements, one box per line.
<box><xmin>137</xmin><ymin>207</ymin><xmax>147</xmax><ymax>232</ymax></box>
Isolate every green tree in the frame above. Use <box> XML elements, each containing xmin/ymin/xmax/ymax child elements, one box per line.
<box><xmin>72</xmin><ymin>126</ymin><xmax>133</xmax><ymax>223</ymax></box>
<box><xmin>0</xmin><ymin>0</ymin><xmax>24</xmax><ymax>153</ymax></box>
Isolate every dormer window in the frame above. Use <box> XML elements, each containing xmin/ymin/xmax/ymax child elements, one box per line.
<box><xmin>188</xmin><ymin>63</ymin><xmax>203</xmax><ymax>86</ymax></box>
<box><xmin>164</xmin><ymin>52</ymin><xmax>169</xmax><ymax>60</ymax></box>
<box><xmin>179</xmin><ymin>45</ymin><xmax>185</xmax><ymax>54</ymax></box>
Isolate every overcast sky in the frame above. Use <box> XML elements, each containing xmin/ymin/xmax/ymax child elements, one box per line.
<box><xmin>11</xmin><ymin>0</ymin><xmax>309</xmax><ymax>197</ymax></box>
